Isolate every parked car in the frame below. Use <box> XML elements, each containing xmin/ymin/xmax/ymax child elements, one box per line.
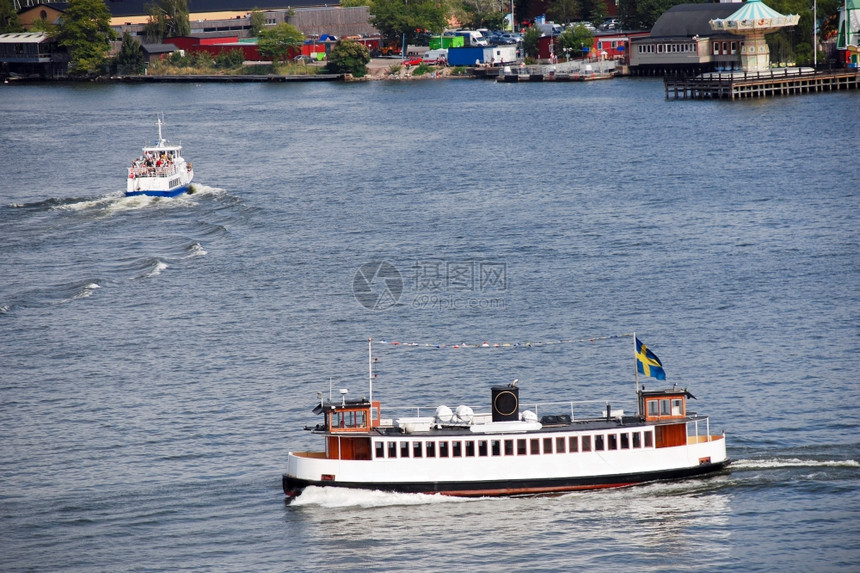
<box><xmin>401</xmin><ymin>57</ymin><xmax>423</xmax><ymax>66</ymax></box>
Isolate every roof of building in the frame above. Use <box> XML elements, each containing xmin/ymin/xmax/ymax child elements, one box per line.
<box><xmin>18</xmin><ymin>0</ymin><xmax>328</xmax><ymax>18</ymax></box>
<box><xmin>17</xmin><ymin>2</ymin><xmax>67</xmax><ymax>14</ymax></box>
<box><xmin>105</xmin><ymin>0</ymin><xmax>328</xmax><ymax>17</ymax></box>
<box><xmin>141</xmin><ymin>43</ymin><xmax>177</xmax><ymax>54</ymax></box>
<box><xmin>0</xmin><ymin>32</ymin><xmax>52</xmax><ymax>44</ymax></box>
<box><xmin>648</xmin><ymin>3</ymin><xmax>741</xmax><ymax>38</ymax></box>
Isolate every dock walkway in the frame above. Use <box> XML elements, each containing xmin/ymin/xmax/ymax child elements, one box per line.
<box><xmin>665</xmin><ymin>69</ymin><xmax>860</xmax><ymax>100</ymax></box>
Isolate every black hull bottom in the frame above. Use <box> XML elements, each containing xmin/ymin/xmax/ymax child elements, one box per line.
<box><xmin>282</xmin><ymin>459</ymin><xmax>732</xmax><ymax>500</ymax></box>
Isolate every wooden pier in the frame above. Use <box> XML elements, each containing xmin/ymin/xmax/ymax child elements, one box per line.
<box><xmin>665</xmin><ymin>69</ymin><xmax>860</xmax><ymax>100</ymax></box>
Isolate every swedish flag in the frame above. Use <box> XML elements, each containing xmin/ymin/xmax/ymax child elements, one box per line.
<box><xmin>636</xmin><ymin>337</ymin><xmax>666</xmax><ymax>380</ymax></box>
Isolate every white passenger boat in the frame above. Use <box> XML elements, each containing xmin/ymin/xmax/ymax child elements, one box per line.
<box><xmin>282</xmin><ymin>338</ymin><xmax>731</xmax><ymax>499</ymax></box>
<box><xmin>126</xmin><ymin>116</ymin><xmax>194</xmax><ymax>197</ymax></box>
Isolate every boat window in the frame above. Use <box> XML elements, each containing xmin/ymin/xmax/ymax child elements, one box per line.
<box><xmin>556</xmin><ymin>437</ymin><xmax>566</xmax><ymax>453</ymax></box>
<box><xmin>530</xmin><ymin>438</ymin><xmax>540</xmax><ymax>455</ymax></box>
<box><xmin>388</xmin><ymin>441</ymin><xmax>397</xmax><ymax>458</ymax></box>
<box><xmin>491</xmin><ymin>440</ymin><xmax>501</xmax><ymax>456</ymax></box>
<box><xmin>632</xmin><ymin>432</ymin><xmax>641</xmax><ymax>448</ymax></box>
<box><xmin>478</xmin><ymin>440</ymin><xmax>488</xmax><ymax>456</ymax></box>
<box><xmin>661</xmin><ymin>399</ymin><xmax>671</xmax><ymax>415</ymax></box>
<box><xmin>672</xmin><ymin>399</ymin><xmax>683</xmax><ymax>416</ymax></box>
<box><xmin>648</xmin><ymin>400</ymin><xmax>659</xmax><ymax>416</ymax></box>
<box><xmin>400</xmin><ymin>442</ymin><xmax>410</xmax><ymax>458</ymax></box>
<box><xmin>608</xmin><ymin>434</ymin><xmax>618</xmax><ymax>450</ymax></box>
<box><xmin>543</xmin><ymin>437</ymin><xmax>553</xmax><ymax>454</ymax></box>
<box><xmin>426</xmin><ymin>441</ymin><xmax>436</xmax><ymax>457</ymax></box>
<box><xmin>439</xmin><ymin>441</ymin><xmax>449</xmax><ymax>457</ymax></box>
<box><xmin>452</xmin><ymin>441</ymin><xmax>462</xmax><ymax>457</ymax></box>
<box><xmin>375</xmin><ymin>441</ymin><xmax>384</xmax><ymax>459</ymax></box>
<box><xmin>413</xmin><ymin>442</ymin><xmax>423</xmax><ymax>458</ymax></box>
<box><xmin>620</xmin><ymin>433</ymin><xmax>630</xmax><ymax>449</ymax></box>
<box><xmin>582</xmin><ymin>435</ymin><xmax>592</xmax><ymax>452</ymax></box>
<box><xmin>644</xmin><ymin>431</ymin><xmax>653</xmax><ymax>447</ymax></box>
<box><xmin>333</xmin><ymin>409</ymin><xmax>367</xmax><ymax>429</ymax></box>
<box><xmin>595</xmin><ymin>435</ymin><xmax>605</xmax><ymax>451</ymax></box>
<box><xmin>505</xmin><ymin>439</ymin><xmax>515</xmax><ymax>455</ymax></box>
<box><xmin>569</xmin><ymin>436</ymin><xmax>578</xmax><ymax>452</ymax></box>
<box><xmin>465</xmin><ymin>441</ymin><xmax>475</xmax><ymax>457</ymax></box>
<box><xmin>517</xmin><ymin>439</ymin><xmax>527</xmax><ymax>455</ymax></box>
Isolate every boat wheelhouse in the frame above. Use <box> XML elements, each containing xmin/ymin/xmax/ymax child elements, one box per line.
<box><xmin>282</xmin><ymin>341</ymin><xmax>730</xmax><ymax>499</ymax></box>
<box><xmin>126</xmin><ymin>116</ymin><xmax>194</xmax><ymax>197</ymax></box>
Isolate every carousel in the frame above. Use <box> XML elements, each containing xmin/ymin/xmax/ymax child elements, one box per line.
<box><xmin>709</xmin><ymin>0</ymin><xmax>801</xmax><ymax>73</ymax></box>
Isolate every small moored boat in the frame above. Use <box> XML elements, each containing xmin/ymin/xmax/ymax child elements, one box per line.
<box><xmin>282</xmin><ymin>337</ymin><xmax>731</xmax><ymax>499</ymax></box>
<box><xmin>126</xmin><ymin>116</ymin><xmax>194</xmax><ymax>197</ymax></box>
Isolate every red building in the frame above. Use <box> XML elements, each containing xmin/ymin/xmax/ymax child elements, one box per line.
<box><xmin>536</xmin><ymin>31</ymin><xmax>648</xmax><ymax>62</ymax></box>
<box><xmin>167</xmin><ymin>34</ymin><xmax>266</xmax><ymax>61</ymax></box>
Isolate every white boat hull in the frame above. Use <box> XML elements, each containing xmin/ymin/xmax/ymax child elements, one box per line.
<box><xmin>284</xmin><ymin>433</ymin><xmax>729</xmax><ymax>497</ymax></box>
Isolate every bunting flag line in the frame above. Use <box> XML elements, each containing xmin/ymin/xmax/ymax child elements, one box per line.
<box><xmin>376</xmin><ymin>333</ymin><xmax>632</xmax><ymax>349</ymax></box>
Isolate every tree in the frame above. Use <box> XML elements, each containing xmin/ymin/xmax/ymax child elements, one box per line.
<box><xmin>257</xmin><ymin>22</ymin><xmax>304</xmax><ymax>63</ymax></box>
<box><xmin>0</xmin><ymin>0</ymin><xmax>23</xmax><ymax>33</ymax></box>
<box><xmin>547</xmin><ymin>0</ymin><xmax>582</xmax><ymax>25</ymax></box>
<box><xmin>57</xmin><ymin>0</ymin><xmax>116</xmax><ymax>77</ymax></box>
<box><xmin>458</xmin><ymin>0</ymin><xmax>506</xmax><ymax>29</ymax></box>
<box><xmin>521</xmin><ymin>25</ymin><xmax>541</xmax><ymax>59</ymax></box>
<box><xmin>249</xmin><ymin>8</ymin><xmax>266</xmax><ymax>37</ymax></box>
<box><xmin>325</xmin><ymin>39</ymin><xmax>371</xmax><ymax>76</ymax></box>
<box><xmin>144</xmin><ymin>0</ymin><xmax>190</xmax><ymax>43</ymax></box>
<box><xmin>369</xmin><ymin>0</ymin><xmax>447</xmax><ymax>46</ymax></box>
<box><xmin>115</xmin><ymin>31</ymin><xmax>146</xmax><ymax>74</ymax></box>
<box><xmin>558</xmin><ymin>24</ymin><xmax>593</xmax><ymax>59</ymax></box>
<box><xmin>620</xmin><ymin>0</ymin><xmax>684</xmax><ymax>31</ymax></box>
<box><xmin>29</xmin><ymin>15</ymin><xmax>58</xmax><ymax>34</ymax></box>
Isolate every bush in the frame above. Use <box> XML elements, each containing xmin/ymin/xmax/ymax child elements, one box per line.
<box><xmin>325</xmin><ymin>39</ymin><xmax>370</xmax><ymax>77</ymax></box>
<box><xmin>192</xmin><ymin>51</ymin><xmax>215</xmax><ymax>69</ymax></box>
<box><xmin>215</xmin><ymin>49</ymin><xmax>245</xmax><ymax>69</ymax></box>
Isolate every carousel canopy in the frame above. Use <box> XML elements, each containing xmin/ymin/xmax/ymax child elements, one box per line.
<box><xmin>710</xmin><ymin>0</ymin><xmax>799</xmax><ymax>32</ymax></box>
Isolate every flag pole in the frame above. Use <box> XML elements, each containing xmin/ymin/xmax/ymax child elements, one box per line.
<box><xmin>633</xmin><ymin>332</ymin><xmax>640</xmax><ymax>416</ymax></box>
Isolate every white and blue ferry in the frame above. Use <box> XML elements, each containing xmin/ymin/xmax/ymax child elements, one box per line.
<box><xmin>126</xmin><ymin>117</ymin><xmax>194</xmax><ymax>197</ymax></box>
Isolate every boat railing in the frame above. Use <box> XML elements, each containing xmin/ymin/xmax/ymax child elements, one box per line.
<box><xmin>383</xmin><ymin>399</ymin><xmax>613</xmax><ymax>424</ymax></box>
<box><xmin>686</xmin><ymin>414</ymin><xmax>720</xmax><ymax>443</ymax></box>
<box><xmin>128</xmin><ymin>163</ymin><xmax>181</xmax><ymax>179</ymax></box>
<box><xmin>523</xmin><ymin>400</ymin><xmax>610</xmax><ymax>422</ymax></box>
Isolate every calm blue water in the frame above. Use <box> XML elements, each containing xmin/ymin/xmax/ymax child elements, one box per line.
<box><xmin>1</xmin><ymin>79</ymin><xmax>858</xmax><ymax>572</ymax></box>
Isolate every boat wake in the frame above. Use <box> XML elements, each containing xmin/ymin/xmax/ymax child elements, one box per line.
<box><xmin>732</xmin><ymin>458</ymin><xmax>859</xmax><ymax>470</ymax></box>
<box><xmin>290</xmin><ymin>486</ymin><xmax>476</xmax><ymax>509</ymax></box>
<box><xmin>46</xmin><ymin>185</ymin><xmax>226</xmax><ymax>215</ymax></box>
<box><xmin>145</xmin><ymin>260</ymin><xmax>169</xmax><ymax>278</ymax></box>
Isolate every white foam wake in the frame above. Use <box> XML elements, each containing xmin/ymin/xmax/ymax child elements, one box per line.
<box><xmin>291</xmin><ymin>486</ymin><xmax>477</xmax><ymax>509</ymax></box>
<box><xmin>732</xmin><ymin>458</ymin><xmax>859</xmax><ymax>470</ymax></box>
<box><xmin>146</xmin><ymin>261</ymin><xmax>169</xmax><ymax>277</ymax></box>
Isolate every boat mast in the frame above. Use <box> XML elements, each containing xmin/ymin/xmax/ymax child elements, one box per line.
<box><xmin>368</xmin><ymin>337</ymin><xmax>373</xmax><ymax>404</ymax></box>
